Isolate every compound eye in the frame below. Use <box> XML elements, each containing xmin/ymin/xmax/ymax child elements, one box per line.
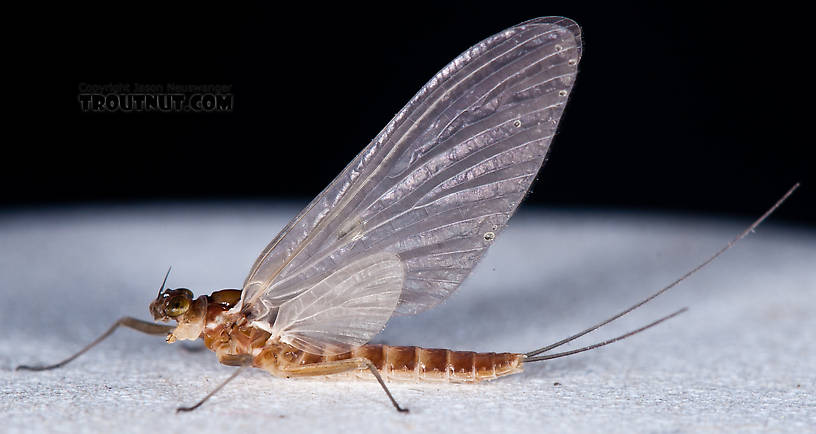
<box><xmin>177</xmin><ymin>288</ymin><xmax>194</xmax><ymax>298</ymax></box>
<box><xmin>165</xmin><ymin>295</ymin><xmax>190</xmax><ymax>317</ymax></box>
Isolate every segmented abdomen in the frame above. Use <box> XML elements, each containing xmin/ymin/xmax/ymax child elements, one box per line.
<box><xmin>266</xmin><ymin>343</ymin><xmax>524</xmax><ymax>383</ymax></box>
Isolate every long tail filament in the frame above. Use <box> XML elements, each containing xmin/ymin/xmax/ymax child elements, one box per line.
<box><xmin>525</xmin><ymin>182</ymin><xmax>799</xmax><ymax>361</ymax></box>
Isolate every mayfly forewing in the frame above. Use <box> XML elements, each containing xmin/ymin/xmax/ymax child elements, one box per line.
<box><xmin>240</xmin><ymin>18</ymin><xmax>583</xmax><ymax>337</ymax></box>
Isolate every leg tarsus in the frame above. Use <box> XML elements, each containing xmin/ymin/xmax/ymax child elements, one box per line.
<box><xmin>363</xmin><ymin>360</ymin><xmax>409</xmax><ymax>413</ymax></box>
<box><xmin>176</xmin><ymin>359</ymin><xmax>251</xmax><ymax>413</ymax></box>
<box><xmin>16</xmin><ymin>317</ymin><xmax>174</xmax><ymax>371</ymax></box>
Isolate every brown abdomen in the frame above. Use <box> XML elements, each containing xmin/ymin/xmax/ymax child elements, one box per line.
<box><xmin>351</xmin><ymin>345</ymin><xmax>523</xmax><ymax>383</ymax></box>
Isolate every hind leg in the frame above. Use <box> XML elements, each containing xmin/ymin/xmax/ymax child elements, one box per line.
<box><xmin>279</xmin><ymin>358</ymin><xmax>409</xmax><ymax>413</ymax></box>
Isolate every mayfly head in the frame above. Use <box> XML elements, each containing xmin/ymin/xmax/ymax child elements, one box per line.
<box><xmin>150</xmin><ymin>287</ymin><xmax>195</xmax><ymax>322</ymax></box>
<box><xmin>148</xmin><ymin>267</ymin><xmax>195</xmax><ymax>322</ymax></box>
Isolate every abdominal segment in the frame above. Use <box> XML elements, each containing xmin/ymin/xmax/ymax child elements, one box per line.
<box><xmin>254</xmin><ymin>343</ymin><xmax>523</xmax><ymax>383</ymax></box>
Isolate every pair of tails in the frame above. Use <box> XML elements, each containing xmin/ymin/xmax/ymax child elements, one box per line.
<box><xmin>524</xmin><ymin>183</ymin><xmax>799</xmax><ymax>362</ymax></box>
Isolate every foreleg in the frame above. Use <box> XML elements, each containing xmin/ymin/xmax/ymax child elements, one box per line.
<box><xmin>16</xmin><ymin>317</ymin><xmax>174</xmax><ymax>371</ymax></box>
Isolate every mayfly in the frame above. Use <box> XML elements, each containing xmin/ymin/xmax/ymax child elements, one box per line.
<box><xmin>17</xmin><ymin>17</ymin><xmax>798</xmax><ymax>413</ymax></box>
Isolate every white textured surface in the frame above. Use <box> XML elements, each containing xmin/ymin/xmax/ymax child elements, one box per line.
<box><xmin>1</xmin><ymin>204</ymin><xmax>814</xmax><ymax>433</ymax></box>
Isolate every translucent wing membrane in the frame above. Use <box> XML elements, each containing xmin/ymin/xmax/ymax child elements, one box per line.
<box><xmin>268</xmin><ymin>252</ymin><xmax>404</xmax><ymax>355</ymax></box>
<box><xmin>241</xmin><ymin>17</ymin><xmax>582</xmax><ymax>350</ymax></box>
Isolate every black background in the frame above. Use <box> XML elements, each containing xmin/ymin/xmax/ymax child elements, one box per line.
<box><xmin>7</xmin><ymin>2</ymin><xmax>813</xmax><ymax>225</ymax></box>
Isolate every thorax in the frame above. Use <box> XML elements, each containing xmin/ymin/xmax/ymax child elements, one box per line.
<box><xmin>200</xmin><ymin>303</ymin><xmax>272</xmax><ymax>359</ymax></box>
